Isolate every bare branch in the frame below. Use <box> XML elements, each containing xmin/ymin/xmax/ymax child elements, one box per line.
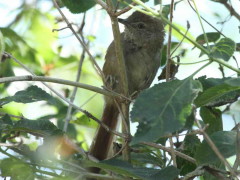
<box><xmin>222</xmin><ymin>2</ymin><xmax>240</xmax><ymax>21</ymax></box>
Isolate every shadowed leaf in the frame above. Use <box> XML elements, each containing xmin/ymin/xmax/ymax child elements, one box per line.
<box><xmin>131</xmin><ymin>77</ymin><xmax>202</xmax><ymax>144</ymax></box>
<box><xmin>0</xmin><ymin>85</ymin><xmax>57</xmax><ymax>106</ymax></box>
<box><xmin>195</xmin><ymin>131</ymin><xmax>236</xmax><ymax>165</ymax></box>
<box><xmin>210</xmin><ymin>38</ymin><xmax>235</xmax><ymax>61</ymax></box>
<box><xmin>61</xmin><ymin>0</ymin><xmax>96</xmax><ymax>13</ymax></box>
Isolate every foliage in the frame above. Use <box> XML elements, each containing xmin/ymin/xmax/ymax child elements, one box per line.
<box><xmin>0</xmin><ymin>0</ymin><xmax>240</xmax><ymax>180</ymax></box>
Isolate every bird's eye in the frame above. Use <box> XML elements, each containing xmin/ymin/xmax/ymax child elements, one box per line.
<box><xmin>137</xmin><ymin>23</ymin><xmax>145</xmax><ymax>29</ymax></box>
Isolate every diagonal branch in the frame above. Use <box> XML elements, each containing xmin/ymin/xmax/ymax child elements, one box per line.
<box><xmin>52</xmin><ymin>0</ymin><xmax>104</xmax><ymax>78</ymax></box>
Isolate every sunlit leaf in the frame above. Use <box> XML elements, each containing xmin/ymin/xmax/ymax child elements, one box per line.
<box><xmin>0</xmin><ymin>158</ymin><xmax>35</xmax><ymax>180</ymax></box>
<box><xmin>28</xmin><ymin>11</ymin><xmax>58</xmax><ymax>64</ymax></box>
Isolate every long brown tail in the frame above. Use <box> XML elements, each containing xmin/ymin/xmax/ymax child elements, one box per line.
<box><xmin>89</xmin><ymin>100</ymin><xmax>119</xmax><ymax>162</ymax></box>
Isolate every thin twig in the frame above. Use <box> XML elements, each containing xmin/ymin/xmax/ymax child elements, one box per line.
<box><xmin>106</xmin><ymin>0</ymin><xmax>131</xmax><ymax>162</ymax></box>
<box><xmin>166</xmin><ymin>0</ymin><xmax>174</xmax><ymax>81</ymax></box>
<box><xmin>0</xmin><ymin>139</ymin><xmax>23</xmax><ymax>147</ymax></box>
<box><xmin>222</xmin><ymin>1</ymin><xmax>240</xmax><ymax>21</ymax></box>
<box><xmin>192</xmin><ymin>0</ymin><xmax>210</xmax><ymax>50</ymax></box>
<box><xmin>170</xmin><ymin>21</ymin><xmax>190</xmax><ymax>56</ymax></box>
<box><xmin>194</xmin><ymin>116</ymin><xmax>237</xmax><ymax>177</ymax></box>
<box><xmin>115</xmin><ymin>2</ymin><xmax>136</xmax><ymax>16</ymax></box>
<box><xmin>0</xmin><ymin>113</ymin><xmax>25</xmax><ymax>119</ymax></box>
<box><xmin>141</xmin><ymin>141</ymin><xmax>197</xmax><ymax>164</ymax></box>
<box><xmin>63</xmin><ymin>51</ymin><xmax>85</xmax><ymax>132</ymax></box>
<box><xmin>0</xmin><ymin>75</ymin><xmax>116</xmax><ymax>98</ymax></box>
<box><xmin>169</xmin><ymin>136</ymin><xmax>177</xmax><ymax>167</ymax></box>
<box><xmin>52</xmin><ymin>0</ymin><xmax>104</xmax><ymax>78</ymax></box>
<box><xmin>187</xmin><ymin>0</ymin><xmax>226</xmax><ymax>37</ymax></box>
<box><xmin>233</xmin><ymin>119</ymin><xmax>240</xmax><ymax>170</ymax></box>
<box><xmin>64</xmin><ymin>15</ymin><xmax>87</xmax><ymax>132</ymax></box>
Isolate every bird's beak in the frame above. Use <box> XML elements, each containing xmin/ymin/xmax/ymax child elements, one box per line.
<box><xmin>118</xmin><ymin>18</ymin><xmax>129</xmax><ymax>26</ymax></box>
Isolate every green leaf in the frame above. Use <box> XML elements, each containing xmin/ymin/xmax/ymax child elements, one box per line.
<box><xmin>0</xmin><ymin>158</ymin><xmax>35</xmax><ymax>180</ymax></box>
<box><xmin>196</xmin><ymin>32</ymin><xmax>221</xmax><ymax>45</ymax></box>
<box><xmin>162</xmin><ymin>5</ymin><xmax>170</xmax><ymax>19</ymax></box>
<box><xmin>13</xmin><ymin>119</ymin><xmax>62</xmax><ymax>137</ymax></box>
<box><xmin>236</xmin><ymin>43</ymin><xmax>240</xmax><ymax>51</ymax></box>
<box><xmin>0</xmin><ymin>85</ymin><xmax>57</xmax><ymax>106</ymax></box>
<box><xmin>177</xmin><ymin>135</ymin><xmax>200</xmax><ymax>175</ymax></box>
<box><xmin>225</xmin><ymin>77</ymin><xmax>240</xmax><ymax>86</ymax></box>
<box><xmin>200</xmin><ymin>107</ymin><xmax>223</xmax><ymax>135</ymax></box>
<box><xmin>210</xmin><ymin>38</ymin><xmax>236</xmax><ymax>61</ymax></box>
<box><xmin>196</xmin><ymin>76</ymin><xmax>240</xmax><ymax>107</ymax></box>
<box><xmin>194</xmin><ymin>83</ymin><xmax>240</xmax><ymax>107</ymax></box>
<box><xmin>89</xmin><ymin>159</ymin><xmax>179</xmax><ymax>180</ymax></box>
<box><xmin>131</xmin><ymin>152</ymin><xmax>164</xmax><ymax>167</ymax></box>
<box><xmin>131</xmin><ymin>77</ymin><xmax>202</xmax><ymax>144</ymax></box>
<box><xmin>195</xmin><ymin>131</ymin><xmax>236</xmax><ymax>165</ymax></box>
<box><xmin>61</xmin><ymin>0</ymin><xmax>96</xmax><ymax>13</ymax></box>
<box><xmin>0</xmin><ymin>59</ymin><xmax>15</xmax><ymax>89</ymax></box>
<box><xmin>0</xmin><ymin>114</ymin><xmax>13</xmax><ymax>126</ymax></box>
<box><xmin>0</xmin><ymin>27</ymin><xmax>34</xmax><ymax>52</ymax></box>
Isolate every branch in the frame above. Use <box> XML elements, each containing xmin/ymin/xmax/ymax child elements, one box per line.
<box><xmin>222</xmin><ymin>1</ymin><xmax>240</xmax><ymax>21</ymax></box>
<box><xmin>166</xmin><ymin>0</ymin><xmax>174</xmax><ymax>81</ymax></box>
<box><xmin>52</xmin><ymin>0</ymin><xmax>104</xmax><ymax>78</ymax></box>
<box><xmin>0</xmin><ymin>75</ymin><xmax>127</xmax><ymax>137</ymax></box>
<box><xmin>64</xmin><ymin>14</ymin><xmax>87</xmax><ymax>132</ymax></box>
<box><xmin>115</xmin><ymin>2</ymin><xmax>136</xmax><ymax>16</ymax></box>
<box><xmin>141</xmin><ymin>141</ymin><xmax>197</xmax><ymax>164</ymax></box>
<box><xmin>95</xmin><ymin>0</ymin><xmax>109</xmax><ymax>11</ymax></box>
<box><xmin>106</xmin><ymin>0</ymin><xmax>131</xmax><ymax>162</ymax></box>
<box><xmin>195</xmin><ymin>116</ymin><xmax>237</xmax><ymax>177</ymax></box>
<box><xmin>0</xmin><ymin>75</ymin><xmax>117</xmax><ymax>98</ymax></box>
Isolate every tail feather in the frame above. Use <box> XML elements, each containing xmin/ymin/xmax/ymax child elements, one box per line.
<box><xmin>89</xmin><ymin>101</ymin><xmax>119</xmax><ymax>161</ymax></box>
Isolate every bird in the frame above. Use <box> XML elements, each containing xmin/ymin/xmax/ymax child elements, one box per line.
<box><xmin>89</xmin><ymin>10</ymin><xmax>165</xmax><ymax>165</ymax></box>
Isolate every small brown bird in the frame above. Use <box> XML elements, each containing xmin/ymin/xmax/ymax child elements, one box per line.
<box><xmin>89</xmin><ymin>11</ymin><xmax>165</xmax><ymax>163</ymax></box>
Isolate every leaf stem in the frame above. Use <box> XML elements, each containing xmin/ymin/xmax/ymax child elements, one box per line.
<box><xmin>192</xmin><ymin>0</ymin><xmax>210</xmax><ymax>50</ymax></box>
<box><xmin>190</xmin><ymin>61</ymin><xmax>212</xmax><ymax>77</ymax></box>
